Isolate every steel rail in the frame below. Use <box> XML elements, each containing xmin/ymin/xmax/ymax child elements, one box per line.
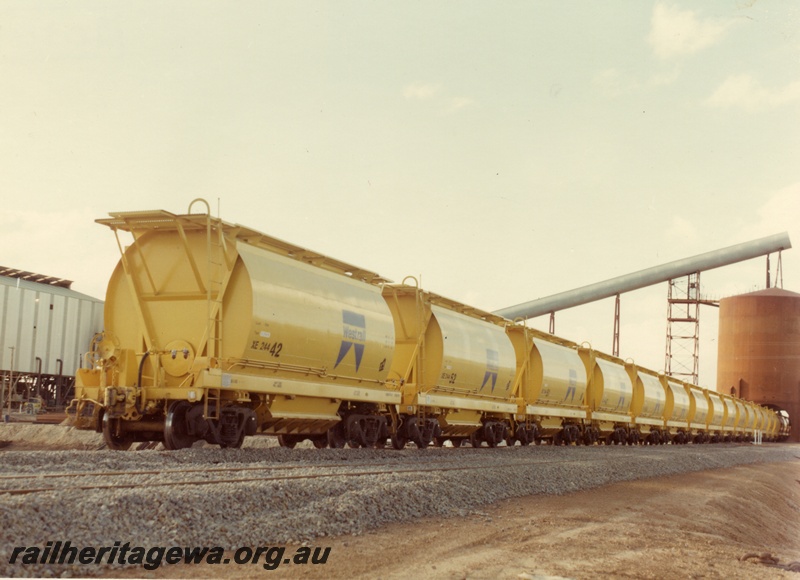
<box><xmin>0</xmin><ymin>460</ymin><xmax>420</xmax><ymax>481</ymax></box>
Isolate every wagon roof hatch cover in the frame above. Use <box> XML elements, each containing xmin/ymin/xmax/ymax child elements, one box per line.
<box><xmin>97</xmin><ymin>208</ymin><xmax>392</xmax><ymax>285</ymax></box>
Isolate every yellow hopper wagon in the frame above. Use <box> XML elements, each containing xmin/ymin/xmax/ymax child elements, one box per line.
<box><xmin>382</xmin><ymin>282</ymin><xmax>517</xmax><ymax>448</ymax></box>
<box><xmin>508</xmin><ymin>327</ymin><xmax>589</xmax><ymax>446</ymax></box>
<box><xmin>67</xmin><ymin>201</ymin><xmax>398</xmax><ymax>449</ymax></box>
<box><xmin>625</xmin><ymin>363</ymin><xmax>668</xmax><ymax>445</ymax></box>
<box><xmin>662</xmin><ymin>377</ymin><xmax>692</xmax><ymax>444</ymax></box>
<box><xmin>705</xmin><ymin>390</ymin><xmax>727</xmax><ymax>443</ymax></box>
<box><xmin>580</xmin><ymin>348</ymin><xmax>635</xmax><ymax>445</ymax></box>
<box><xmin>685</xmin><ymin>384</ymin><xmax>711</xmax><ymax>444</ymax></box>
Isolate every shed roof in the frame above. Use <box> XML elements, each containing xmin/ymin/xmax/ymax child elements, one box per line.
<box><xmin>0</xmin><ymin>266</ymin><xmax>73</xmax><ymax>288</ymax></box>
<box><xmin>0</xmin><ymin>273</ymin><xmax>103</xmax><ymax>303</ymax></box>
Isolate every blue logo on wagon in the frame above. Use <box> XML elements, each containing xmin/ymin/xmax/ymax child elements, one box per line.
<box><xmin>335</xmin><ymin>310</ymin><xmax>366</xmax><ymax>371</ymax></box>
<box><xmin>481</xmin><ymin>349</ymin><xmax>499</xmax><ymax>392</ymax></box>
<box><xmin>564</xmin><ymin>368</ymin><xmax>578</xmax><ymax>402</ymax></box>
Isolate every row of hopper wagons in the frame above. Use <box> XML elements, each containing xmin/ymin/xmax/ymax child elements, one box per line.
<box><xmin>67</xmin><ymin>205</ymin><xmax>788</xmax><ymax>450</ymax></box>
<box><xmin>272</xmin><ymin>326</ymin><xmax>787</xmax><ymax>450</ymax></box>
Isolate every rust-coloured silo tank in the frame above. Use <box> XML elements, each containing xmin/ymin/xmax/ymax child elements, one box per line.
<box><xmin>716</xmin><ymin>288</ymin><xmax>800</xmax><ymax>442</ymax></box>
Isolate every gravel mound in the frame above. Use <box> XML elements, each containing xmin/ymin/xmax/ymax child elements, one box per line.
<box><xmin>0</xmin><ymin>424</ymin><xmax>105</xmax><ymax>450</ymax></box>
<box><xmin>0</xmin><ymin>423</ymin><xmax>286</xmax><ymax>451</ymax></box>
<box><xmin>1</xmin><ymin>443</ymin><xmax>797</xmax><ymax>578</ymax></box>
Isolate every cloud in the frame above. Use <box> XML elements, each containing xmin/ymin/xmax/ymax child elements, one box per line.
<box><xmin>734</xmin><ymin>182</ymin><xmax>800</xmax><ymax>291</ymax></box>
<box><xmin>743</xmin><ymin>182</ymin><xmax>800</xmax><ymax>241</ymax></box>
<box><xmin>649</xmin><ymin>66</ymin><xmax>681</xmax><ymax>87</ymax></box>
<box><xmin>666</xmin><ymin>215</ymin><xmax>699</xmax><ymax>242</ymax></box>
<box><xmin>445</xmin><ymin>96</ymin><xmax>474</xmax><ymax>113</ymax></box>
<box><xmin>593</xmin><ymin>65</ymin><xmax>681</xmax><ymax>97</ymax></box>
<box><xmin>705</xmin><ymin>74</ymin><xmax>800</xmax><ymax>111</ymax></box>
<box><xmin>403</xmin><ymin>82</ymin><xmax>440</xmax><ymax>100</ymax></box>
<box><xmin>648</xmin><ymin>3</ymin><xmax>735</xmax><ymax>60</ymax></box>
<box><xmin>403</xmin><ymin>82</ymin><xmax>473</xmax><ymax>114</ymax></box>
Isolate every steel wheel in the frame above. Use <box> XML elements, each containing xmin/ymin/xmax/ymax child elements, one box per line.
<box><xmin>390</xmin><ymin>431</ymin><xmax>407</xmax><ymax>450</ymax></box>
<box><xmin>164</xmin><ymin>401</ymin><xmax>195</xmax><ymax>450</ymax></box>
<box><xmin>345</xmin><ymin>416</ymin><xmax>365</xmax><ymax>448</ymax></box>
<box><xmin>277</xmin><ymin>434</ymin><xmax>297</xmax><ymax>449</ymax></box>
<box><xmin>408</xmin><ymin>418</ymin><xmax>433</xmax><ymax>449</ymax></box>
<box><xmin>328</xmin><ymin>424</ymin><xmax>346</xmax><ymax>448</ymax></box>
<box><xmin>102</xmin><ymin>413</ymin><xmax>134</xmax><ymax>451</ymax></box>
<box><xmin>469</xmin><ymin>432</ymin><xmax>481</xmax><ymax>448</ymax></box>
<box><xmin>483</xmin><ymin>423</ymin><xmax>498</xmax><ymax>448</ymax></box>
<box><xmin>515</xmin><ymin>425</ymin><xmax>529</xmax><ymax>446</ymax></box>
<box><xmin>361</xmin><ymin>418</ymin><xmax>381</xmax><ymax>448</ymax></box>
<box><xmin>374</xmin><ymin>423</ymin><xmax>388</xmax><ymax>449</ymax></box>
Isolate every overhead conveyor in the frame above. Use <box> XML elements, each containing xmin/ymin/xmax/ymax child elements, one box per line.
<box><xmin>493</xmin><ymin>232</ymin><xmax>792</xmax><ymax>383</ymax></box>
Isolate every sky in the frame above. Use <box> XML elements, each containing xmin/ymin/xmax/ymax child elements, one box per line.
<box><xmin>1</xmin><ymin>1</ymin><xmax>799</xmax><ymax>389</ymax></box>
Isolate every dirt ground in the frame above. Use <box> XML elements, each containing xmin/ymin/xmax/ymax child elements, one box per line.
<box><xmin>107</xmin><ymin>457</ymin><xmax>800</xmax><ymax>580</ymax></box>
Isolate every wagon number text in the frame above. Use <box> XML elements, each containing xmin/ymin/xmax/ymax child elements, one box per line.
<box><xmin>251</xmin><ymin>341</ymin><xmax>283</xmax><ymax>357</ymax></box>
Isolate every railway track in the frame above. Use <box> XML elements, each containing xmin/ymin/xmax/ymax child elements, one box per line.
<box><xmin>0</xmin><ymin>457</ymin><xmax>579</xmax><ymax>496</ymax></box>
<box><xmin>0</xmin><ymin>444</ymin><xmax>764</xmax><ymax>497</ymax></box>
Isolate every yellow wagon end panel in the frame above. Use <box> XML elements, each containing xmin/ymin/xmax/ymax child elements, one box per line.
<box><xmin>706</xmin><ymin>391</ymin><xmax>725</xmax><ymax>432</ymax></box>
<box><xmin>104</xmin><ymin>228</ymin><xmax>241</xmax><ymax>387</ymax></box>
<box><xmin>721</xmin><ymin>394</ymin><xmax>737</xmax><ymax>431</ymax></box>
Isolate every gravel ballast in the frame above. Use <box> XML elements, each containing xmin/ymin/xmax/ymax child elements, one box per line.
<box><xmin>1</xmin><ymin>435</ymin><xmax>797</xmax><ymax>578</ymax></box>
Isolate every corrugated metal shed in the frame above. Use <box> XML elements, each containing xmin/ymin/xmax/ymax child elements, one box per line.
<box><xmin>0</xmin><ymin>273</ymin><xmax>104</xmax><ymax>376</ymax></box>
